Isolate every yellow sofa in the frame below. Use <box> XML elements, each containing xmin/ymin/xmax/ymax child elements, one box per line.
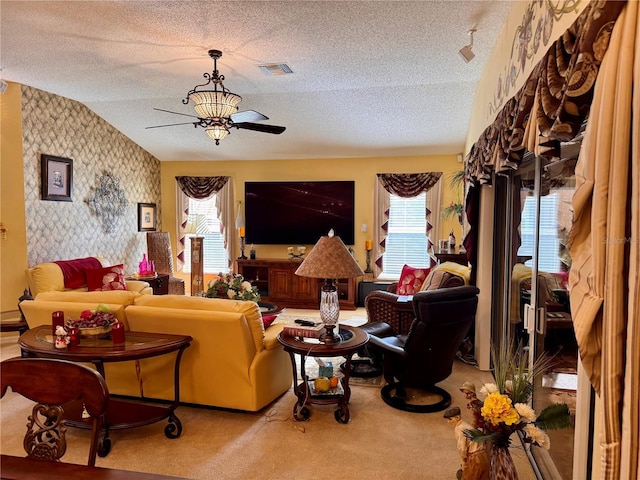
<box><xmin>19</xmin><ymin>292</ymin><xmax>292</xmax><ymax>412</ymax></box>
<box><xmin>26</xmin><ymin>257</ymin><xmax>153</xmax><ymax>296</ymax></box>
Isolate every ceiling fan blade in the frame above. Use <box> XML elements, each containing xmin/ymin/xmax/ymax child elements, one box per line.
<box><xmin>231</xmin><ymin>110</ymin><xmax>269</xmax><ymax>123</ymax></box>
<box><xmin>145</xmin><ymin>121</ymin><xmax>198</xmax><ymax>129</ymax></box>
<box><xmin>153</xmin><ymin>108</ymin><xmax>201</xmax><ymax>119</ymax></box>
<box><xmin>234</xmin><ymin>122</ymin><xmax>286</xmax><ymax>134</ymax></box>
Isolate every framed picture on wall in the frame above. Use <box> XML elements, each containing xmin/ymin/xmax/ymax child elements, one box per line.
<box><xmin>41</xmin><ymin>154</ymin><xmax>73</xmax><ymax>201</ymax></box>
<box><xmin>138</xmin><ymin>203</ymin><xmax>157</xmax><ymax>232</ymax></box>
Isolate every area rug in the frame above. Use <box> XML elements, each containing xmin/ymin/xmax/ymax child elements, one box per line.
<box><xmin>0</xmin><ymin>333</ymin><xmax>536</xmax><ymax>480</ymax></box>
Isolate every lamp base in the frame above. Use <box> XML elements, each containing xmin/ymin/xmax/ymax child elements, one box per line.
<box><xmin>319</xmin><ymin>324</ymin><xmax>341</xmax><ymax>344</ymax></box>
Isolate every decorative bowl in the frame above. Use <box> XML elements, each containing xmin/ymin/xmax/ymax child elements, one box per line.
<box><xmin>78</xmin><ymin>324</ymin><xmax>112</xmax><ymax>339</ymax></box>
<box><xmin>66</xmin><ymin>311</ymin><xmax>117</xmax><ymax>339</ymax></box>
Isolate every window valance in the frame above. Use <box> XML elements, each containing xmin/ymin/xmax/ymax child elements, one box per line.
<box><xmin>175</xmin><ymin>176</ymin><xmax>229</xmax><ymax>199</ymax></box>
<box><xmin>466</xmin><ymin>1</ymin><xmax>626</xmax><ymax>185</ymax></box>
<box><xmin>376</xmin><ymin>173</ymin><xmax>442</xmax><ymax>197</ymax></box>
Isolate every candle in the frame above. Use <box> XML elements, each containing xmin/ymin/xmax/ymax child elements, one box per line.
<box><xmin>52</xmin><ymin>311</ymin><xmax>64</xmax><ymax>335</ymax></box>
<box><xmin>68</xmin><ymin>327</ymin><xmax>80</xmax><ymax>347</ymax></box>
<box><xmin>239</xmin><ymin>227</ymin><xmax>246</xmax><ymax>238</ymax></box>
<box><xmin>365</xmin><ymin>240</ymin><xmax>372</xmax><ymax>251</ymax></box>
<box><xmin>287</xmin><ymin>246</ymin><xmax>294</xmax><ymax>254</ymax></box>
<box><xmin>112</xmin><ymin>321</ymin><xmax>125</xmax><ymax>344</ymax></box>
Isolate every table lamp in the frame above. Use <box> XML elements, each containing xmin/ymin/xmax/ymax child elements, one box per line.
<box><xmin>295</xmin><ymin>229</ymin><xmax>364</xmax><ymax>343</ymax></box>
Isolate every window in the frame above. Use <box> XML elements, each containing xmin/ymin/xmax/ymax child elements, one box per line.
<box><xmin>183</xmin><ymin>195</ymin><xmax>229</xmax><ymax>274</ymax></box>
<box><xmin>380</xmin><ymin>192</ymin><xmax>430</xmax><ymax>278</ymax></box>
<box><xmin>518</xmin><ymin>193</ymin><xmax>563</xmax><ymax>272</ymax></box>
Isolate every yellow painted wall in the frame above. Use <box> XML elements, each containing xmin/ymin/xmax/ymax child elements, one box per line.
<box><xmin>0</xmin><ymin>82</ymin><xmax>28</xmax><ymax>317</ymax></box>
<box><xmin>161</xmin><ymin>155</ymin><xmax>462</xmax><ymax>281</ymax></box>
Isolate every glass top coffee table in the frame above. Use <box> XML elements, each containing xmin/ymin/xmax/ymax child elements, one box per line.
<box><xmin>19</xmin><ymin>326</ymin><xmax>193</xmax><ymax>457</ymax></box>
<box><xmin>277</xmin><ymin>325</ymin><xmax>369</xmax><ymax>424</ymax></box>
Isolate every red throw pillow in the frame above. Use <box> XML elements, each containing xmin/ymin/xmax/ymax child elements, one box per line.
<box><xmin>262</xmin><ymin>315</ymin><xmax>277</xmax><ymax>329</ymax></box>
<box><xmin>397</xmin><ymin>264</ymin><xmax>431</xmax><ymax>295</ymax></box>
<box><xmin>85</xmin><ymin>264</ymin><xmax>127</xmax><ymax>291</ymax></box>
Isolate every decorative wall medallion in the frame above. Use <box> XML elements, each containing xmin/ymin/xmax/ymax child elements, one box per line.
<box><xmin>86</xmin><ymin>171</ymin><xmax>128</xmax><ymax>233</ymax></box>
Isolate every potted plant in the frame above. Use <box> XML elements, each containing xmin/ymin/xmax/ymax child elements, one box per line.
<box><xmin>442</xmin><ymin>170</ymin><xmax>465</xmax><ymax>224</ymax></box>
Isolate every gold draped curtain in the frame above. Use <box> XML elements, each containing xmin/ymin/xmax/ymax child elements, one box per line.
<box><xmin>466</xmin><ymin>1</ymin><xmax>638</xmax><ymax>477</ymax></box>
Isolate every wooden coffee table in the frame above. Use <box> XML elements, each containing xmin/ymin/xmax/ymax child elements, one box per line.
<box><xmin>19</xmin><ymin>326</ymin><xmax>192</xmax><ymax>457</ymax></box>
<box><xmin>277</xmin><ymin>325</ymin><xmax>369</xmax><ymax>424</ymax></box>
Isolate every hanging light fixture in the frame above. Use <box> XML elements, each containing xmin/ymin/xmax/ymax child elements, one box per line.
<box><xmin>148</xmin><ymin>49</ymin><xmax>286</xmax><ymax>144</ymax></box>
<box><xmin>459</xmin><ymin>29</ymin><xmax>477</xmax><ymax>63</ymax></box>
<box><xmin>183</xmin><ymin>50</ymin><xmax>242</xmax><ymax>144</ymax></box>
<box><xmin>205</xmin><ymin>123</ymin><xmax>230</xmax><ymax>144</ymax></box>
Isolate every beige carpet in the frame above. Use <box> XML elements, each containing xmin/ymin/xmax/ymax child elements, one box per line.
<box><xmin>1</xmin><ymin>318</ymin><xmax>536</xmax><ymax>480</ymax></box>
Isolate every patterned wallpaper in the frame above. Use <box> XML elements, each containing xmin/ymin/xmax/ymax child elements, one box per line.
<box><xmin>21</xmin><ymin>85</ymin><xmax>161</xmax><ymax>273</ymax></box>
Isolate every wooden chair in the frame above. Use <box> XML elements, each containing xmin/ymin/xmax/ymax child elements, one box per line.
<box><xmin>0</xmin><ymin>357</ymin><xmax>109</xmax><ymax>466</ymax></box>
<box><xmin>146</xmin><ymin>232</ymin><xmax>186</xmax><ymax>295</ymax></box>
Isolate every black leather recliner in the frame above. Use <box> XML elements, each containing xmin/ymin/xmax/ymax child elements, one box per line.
<box><xmin>367</xmin><ymin>285</ymin><xmax>480</xmax><ymax>412</ymax></box>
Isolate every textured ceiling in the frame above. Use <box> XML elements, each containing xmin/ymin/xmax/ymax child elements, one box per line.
<box><xmin>1</xmin><ymin>1</ymin><xmax>513</xmax><ymax>162</ymax></box>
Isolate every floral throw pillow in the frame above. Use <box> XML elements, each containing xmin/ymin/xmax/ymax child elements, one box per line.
<box><xmin>397</xmin><ymin>264</ymin><xmax>431</xmax><ymax>295</ymax></box>
<box><xmin>85</xmin><ymin>264</ymin><xmax>127</xmax><ymax>291</ymax></box>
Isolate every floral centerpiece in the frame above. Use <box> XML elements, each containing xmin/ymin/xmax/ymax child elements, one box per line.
<box><xmin>462</xmin><ymin>345</ymin><xmax>571</xmax><ymax>479</ymax></box>
<box><xmin>203</xmin><ymin>272</ymin><xmax>261</xmax><ymax>303</ymax></box>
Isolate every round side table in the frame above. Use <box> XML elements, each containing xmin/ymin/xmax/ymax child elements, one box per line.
<box><xmin>277</xmin><ymin>325</ymin><xmax>369</xmax><ymax>423</ymax></box>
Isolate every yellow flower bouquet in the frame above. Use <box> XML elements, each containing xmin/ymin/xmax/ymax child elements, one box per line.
<box><xmin>463</xmin><ymin>345</ymin><xmax>571</xmax><ymax>450</ymax></box>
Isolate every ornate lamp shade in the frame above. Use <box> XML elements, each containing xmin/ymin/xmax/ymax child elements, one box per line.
<box><xmin>188</xmin><ymin>90</ymin><xmax>242</xmax><ymax>120</ymax></box>
<box><xmin>205</xmin><ymin>124</ymin><xmax>230</xmax><ymax>144</ymax></box>
<box><xmin>295</xmin><ymin>230</ymin><xmax>364</xmax><ymax>343</ymax></box>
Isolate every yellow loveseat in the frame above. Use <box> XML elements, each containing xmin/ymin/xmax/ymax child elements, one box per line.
<box><xmin>26</xmin><ymin>257</ymin><xmax>153</xmax><ymax>296</ymax></box>
<box><xmin>19</xmin><ymin>292</ymin><xmax>292</xmax><ymax>412</ymax></box>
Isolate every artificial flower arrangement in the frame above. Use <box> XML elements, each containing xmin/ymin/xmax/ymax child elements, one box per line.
<box><xmin>463</xmin><ymin>345</ymin><xmax>571</xmax><ymax>451</ymax></box>
<box><xmin>203</xmin><ymin>272</ymin><xmax>261</xmax><ymax>303</ymax></box>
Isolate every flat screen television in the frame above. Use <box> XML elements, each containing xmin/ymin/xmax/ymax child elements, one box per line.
<box><xmin>244</xmin><ymin>181</ymin><xmax>355</xmax><ymax>245</ymax></box>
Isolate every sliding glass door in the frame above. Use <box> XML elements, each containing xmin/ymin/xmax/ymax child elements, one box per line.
<box><xmin>502</xmin><ymin>155</ymin><xmax>577</xmax><ymax>479</ymax></box>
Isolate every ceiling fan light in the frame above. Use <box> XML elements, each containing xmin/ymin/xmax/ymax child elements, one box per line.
<box><xmin>206</xmin><ymin>124</ymin><xmax>230</xmax><ymax>145</ymax></box>
<box><xmin>190</xmin><ymin>90</ymin><xmax>242</xmax><ymax>119</ymax></box>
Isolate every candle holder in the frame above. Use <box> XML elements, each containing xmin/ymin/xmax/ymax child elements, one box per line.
<box><xmin>364</xmin><ymin>249</ymin><xmax>373</xmax><ymax>274</ymax></box>
<box><xmin>238</xmin><ymin>236</ymin><xmax>247</xmax><ymax>260</ymax></box>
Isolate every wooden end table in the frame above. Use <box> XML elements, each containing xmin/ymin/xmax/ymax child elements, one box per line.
<box><xmin>126</xmin><ymin>273</ymin><xmax>170</xmax><ymax>295</ymax></box>
<box><xmin>277</xmin><ymin>325</ymin><xmax>369</xmax><ymax>424</ymax></box>
<box><xmin>19</xmin><ymin>326</ymin><xmax>192</xmax><ymax>457</ymax></box>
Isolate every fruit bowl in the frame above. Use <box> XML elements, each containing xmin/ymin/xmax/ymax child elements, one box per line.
<box><xmin>78</xmin><ymin>324</ymin><xmax>112</xmax><ymax>339</ymax></box>
<box><xmin>66</xmin><ymin>309</ymin><xmax>117</xmax><ymax>339</ymax></box>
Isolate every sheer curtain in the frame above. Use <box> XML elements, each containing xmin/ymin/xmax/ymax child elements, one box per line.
<box><xmin>175</xmin><ymin>176</ymin><xmax>235</xmax><ymax>271</ymax></box>
<box><xmin>372</xmin><ymin>173</ymin><xmax>442</xmax><ymax>278</ymax></box>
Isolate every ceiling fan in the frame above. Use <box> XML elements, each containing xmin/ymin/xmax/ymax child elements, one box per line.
<box><xmin>147</xmin><ymin>49</ymin><xmax>286</xmax><ymax>145</ymax></box>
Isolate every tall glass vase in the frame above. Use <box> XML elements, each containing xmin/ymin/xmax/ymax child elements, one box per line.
<box><xmin>489</xmin><ymin>445</ymin><xmax>518</xmax><ymax>480</ymax></box>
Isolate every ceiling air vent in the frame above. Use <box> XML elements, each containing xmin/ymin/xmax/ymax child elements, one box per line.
<box><xmin>257</xmin><ymin>63</ymin><xmax>293</xmax><ymax>76</ymax></box>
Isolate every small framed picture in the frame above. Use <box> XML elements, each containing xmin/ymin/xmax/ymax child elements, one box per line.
<box><xmin>41</xmin><ymin>154</ymin><xmax>73</xmax><ymax>201</ymax></box>
<box><xmin>138</xmin><ymin>203</ymin><xmax>157</xmax><ymax>232</ymax></box>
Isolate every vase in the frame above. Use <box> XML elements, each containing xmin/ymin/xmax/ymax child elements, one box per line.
<box><xmin>489</xmin><ymin>445</ymin><xmax>518</xmax><ymax>480</ymax></box>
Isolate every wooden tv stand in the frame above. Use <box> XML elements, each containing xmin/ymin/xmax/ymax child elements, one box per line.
<box><xmin>237</xmin><ymin>259</ymin><xmax>357</xmax><ymax>310</ymax></box>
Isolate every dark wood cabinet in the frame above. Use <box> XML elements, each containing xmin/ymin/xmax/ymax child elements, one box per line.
<box><xmin>434</xmin><ymin>252</ymin><xmax>469</xmax><ymax>266</ymax></box>
<box><xmin>237</xmin><ymin>259</ymin><xmax>356</xmax><ymax>310</ymax></box>
<box><xmin>127</xmin><ymin>273</ymin><xmax>170</xmax><ymax>295</ymax></box>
